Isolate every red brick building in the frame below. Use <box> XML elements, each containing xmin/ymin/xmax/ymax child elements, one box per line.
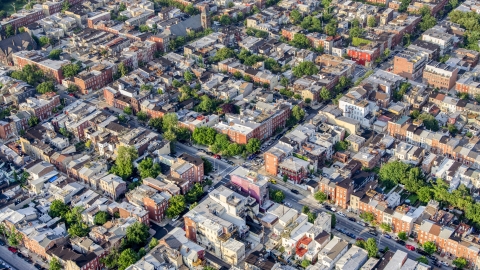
<box><xmin>87</xmin><ymin>12</ymin><xmax>111</xmax><ymax>28</ymax></box>
<box><xmin>148</xmin><ymin>34</ymin><xmax>171</xmax><ymax>53</ymax></box>
<box><xmin>2</xmin><ymin>9</ymin><xmax>45</xmax><ymax>30</ymax></box>
<box><xmin>12</xmin><ymin>51</ymin><xmax>67</xmax><ymax>83</ymax></box>
<box><xmin>278</xmin><ymin>157</ymin><xmax>309</xmax><ymax>184</ymax></box>
<box><xmin>422</xmin><ymin>61</ymin><xmax>459</xmax><ymax>90</ymax></box>
<box><xmin>73</xmin><ymin>63</ymin><xmax>113</xmax><ymax>94</ymax></box>
<box><xmin>347</xmin><ymin>44</ymin><xmax>381</xmax><ymax>67</ymax></box>
<box><xmin>19</xmin><ymin>93</ymin><xmax>60</xmax><ymax>121</ymax></box>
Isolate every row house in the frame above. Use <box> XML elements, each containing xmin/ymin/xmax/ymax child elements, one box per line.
<box><xmin>423</xmin><ymin>61</ymin><xmax>459</xmax><ymax>90</ymax></box>
<box><xmin>214</xmin><ymin>102</ymin><xmax>291</xmax><ymax>144</ymax></box>
<box><xmin>126</xmin><ymin>185</ymin><xmax>170</xmax><ymax>223</ymax></box>
<box><xmin>98</xmin><ymin>173</ymin><xmax>127</xmax><ymax>200</ymax></box>
<box><xmin>73</xmin><ymin>63</ymin><xmax>114</xmax><ymax>95</ymax></box>
<box><xmin>278</xmin><ymin>157</ymin><xmax>309</xmax><ymax>184</ymax></box>
<box><xmin>117</xmin><ymin>201</ymin><xmax>150</xmax><ymax>225</ymax></box>
<box><xmin>1</xmin><ymin>8</ymin><xmax>45</xmax><ymax>30</ymax></box>
<box><xmin>19</xmin><ymin>93</ymin><xmax>60</xmax><ymax>121</ymax></box>
<box><xmin>0</xmin><ymin>111</ymin><xmax>31</xmax><ymax>140</ymax></box>
<box><xmin>347</xmin><ymin>43</ymin><xmax>381</xmax><ymax>67</ymax></box>
<box><xmin>456</xmin><ymin>74</ymin><xmax>480</xmax><ymax>97</ymax></box>
<box><xmin>417</xmin><ymin>219</ymin><xmax>479</xmax><ymax>265</ymax></box>
<box><xmin>12</xmin><ymin>50</ymin><xmax>69</xmax><ymax>83</ymax></box>
<box><xmin>374</xmin><ymin>14</ymin><xmax>422</xmax><ymax>47</ymax></box>
<box><xmin>264</xmin><ymin>141</ymin><xmax>294</xmax><ymax>176</ymax></box>
<box><xmin>218</xmin><ymin>58</ymin><xmax>279</xmax><ymax>89</ymax></box>
<box><xmin>103</xmin><ymin>83</ymin><xmax>150</xmax><ymax>114</ymax></box>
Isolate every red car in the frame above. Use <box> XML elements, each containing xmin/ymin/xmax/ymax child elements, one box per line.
<box><xmin>8</xmin><ymin>246</ymin><xmax>17</xmax><ymax>253</ymax></box>
<box><xmin>68</xmin><ymin>93</ymin><xmax>74</xmax><ymax>97</ymax></box>
<box><xmin>213</xmin><ymin>154</ymin><xmax>221</xmax><ymax>159</ymax></box>
<box><xmin>405</xmin><ymin>244</ymin><xmax>415</xmax><ymax>251</ymax></box>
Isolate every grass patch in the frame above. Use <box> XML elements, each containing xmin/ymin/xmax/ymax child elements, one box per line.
<box><xmin>407</xmin><ymin>194</ymin><xmax>418</xmax><ymax>204</ymax></box>
<box><xmin>293</xmin><ymin>153</ymin><xmax>308</xmax><ymax>161</ymax></box>
<box><xmin>352</xmin><ymin>37</ymin><xmax>371</xmax><ymax>47</ymax></box>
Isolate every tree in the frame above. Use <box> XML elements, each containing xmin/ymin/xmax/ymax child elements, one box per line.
<box><xmin>452</xmin><ymin>257</ymin><xmax>468</xmax><ymax>269</ymax></box>
<box><xmin>100</xmin><ymin>248</ymin><xmax>119</xmax><ymax>269</ymax></box>
<box><xmin>292</xmin><ymin>105</ymin><xmax>305</xmax><ymax>122</ymax></box>
<box><xmin>367</xmin><ymin>16</ymin><xmax>377</xmax><ymax>27</ymax></box>
<box><xmin>356</xmin><ymin>240</ymin><xmax>366</xmax><ymax>248</ymax></box>
<box><xmin>305</xmin><ymin>98</ymin><xmax>312</xmax><ymax>104</ymax></box>
<box><xmin>28</xmin><ymin>115</ymin><xmax>39</xmax><ymax>127</ymax></box>
<box><xmin>139</xmin><ymin>25</ymin><xmax>150</xmax><ymax>32</ymax></box>
<box><xmin>202</xmin><ymin>157</ymin><xmax>213</xmax><ymax>175</ymax></box>
<box><xmin>37</xmin><ymin>81</ymin><xmax>55</xmax><ymax>94</ymax></box>
<box><xmin>138</xmin><ymin>157</ymin><xmax>161</xmax><ymax>179</ymax></box>
<box><xmin>212</xmin><ymin>47</ymin><xmax>235</xmax><ymax>62</ymax></box>
<box><xmin>314</xmin><ymin>191</ymin><xmax>327</xmax><ymax>203</ymax></box>
<box><xmin>448</xmin><ymin>124</ymin><xmax>458</xmax><ymax>135</ymax></box>
<box><xmin>166</xmin><ymin>195</ymin><xmax>186</xmax><ymax>218</ymax></box>
<box><xmin>109</xmin><ymin>146</ymin><xmax>138</xmax><ymax>180</ymax></box>
<box><xmin>136</xmin><ymin>111</ymin><xmax>148</xmax><ymax>121</ymax></box>
<box><xmin>293</xmin><ymin>61</ymin><xmax>319</xmax><ymax>77</ymax></box>
<box><xmin>198</xmin><ymin>95</ymin><xmax>214</xmax><ymax>112</ymax></box>
<box><xmin>291</xmin><ymin>33</ymin><xmax>311</xmax><ymax>49</ymax></box>
<box><xmin>326</xmin><ymin>21</ymin><xmax>338</xmax><ymax>36</ymax></box>
<box><xmin>186</xmin><ymin>183</ymin><xmax>204</xmax><ymax>203</ymax></box>
<box><xmin>189</xmin><ymin>202</ymin><xmax>199</xmax><ymax>210</ymax></box>
<box><xmin>301</xmin><ymin>260</ymin><xmax>311</xmax><ymax>268</ymax></box>
<box><xmin>184</xmin><ymin>70</ymin><xmax>195</xmax><ymax>82</ymax></box>
<box><xmin>118</xmin><ymin>62</ymin><xmax>129</xmax><ymax>77</ymax></box>
<box><xmin>62</xmin><ymin>0</ymin><xmax>70</xmax><ymax>11</ymax></box>
<box><xmin>149</xmin><ymin>238</ymin><xmax>159</xmax><ymax>249</ymax></box>
<box><xmin>67</xmin><ymin>84</ymin><xmax>78</xmax><ymax>93</ymax></box>
<box><xmin>422</xmin><ymin>241</ymin><xmax>437</xmax><ymax>255</ymax></box>
<box><xmin>123</xmin><ymin>106</ymin><xmax>132</xmax><ymax>115</ymax></box>
<box><xmin>5</xmin><ymin>25</ymin><xmax>14</xmax><ymax>38</ymax></box>
<box><xmin>380</xmin><ymin>222</ymin><xmax>392</xmax><ymax>232</ymax></box>
<box><xmin>365</xmin><ymin>238</ymin><xmax>378</xmax><ymax>258</ymax></box>
<box><xmin>62</xmin><ymin>62</ymin><xmax>81</xmax><ymax>77</ymax></box>
<box><xmin>49</xmin><ymin>49</ymin><xmax>62</xmax><ymax>60</ymax></box>
<box><xmin>283</xmin><ymin>175</ymin><xmax>288</xmax><ymax>182</ymax></box>
<box><xmin>418</xmin><ymin>113</ymin><xmax>439</xmax><ymax>131</ymax></box>
<box><xmin>398</xmin><ymin>231</ymin><xmax>408</xmax><ymax>241</ymax></box>
<box><xmin>149</xmin><ymin>117</ymin><xmax>163</xmax><ymax>132</ymax></box>
<box><xmin>290</xmin><ymin>10</ymin><xmax>302</xmax><ymax>24</ymax></box>
<box><xmin>269</xmin><ymin>189</ymin><xmax>285</xmax><ymax>203</ymax></box>
<box><xmin>360</xmin><ymin>212</ymin><xmax>375</xmax><ymax>223</ymax></box>
<box><xmin>320</xmin><ymin>87</ymin><xmax>331</xmax><ymax>101</ymax></box>
<box><xmin>184</xmin><ymin>4</ymin><xmax>196</xmax><ymax>15</ymax></box>
<box><xmin>126</xmin><ymin>221</ymin><xmax>149</xmax><ymax>245</ymax></box>
<box><xmin>49</xmin><ymin>257</ymin><xmax>62</xmax><ymax>270</ymax></box>
<box><xmin>302</xmin><ymin>206</ymin><xmax>310</xmax><ymax>214</ymax></box>
<box><xmin>246</xmin><ymin>138</ymin><xmax>261</xmax><ymax>154</ymax></box>
<box><xmin>50</xmin><ymin>200</ymin><xmax>69</xmax><ymax>218</ymax></box>
<box><xmin>378</xmin><ymin>160</ymin><xmax>410</xmax><ymax>189</ymax></box>
<box><xmin>335</xmin><ymin>141</ymin><xmax>349</xmax><ymax>151</ymax></box>
<box><xmin>94</xmin><ymin>211</ymin><xmax>109</xmax><ymax>225</ymax></box>
<box><xmin>7</xmin><ymin>228</ymin><xmax>22</xmax><ymax>247</ymax></box>
<box><xmin>419</xmin><ymin>14</ymin><xmax>437</xmax><ymax>31</ymax></box>
<box><xmin>330</xmin><ymin>212</ymin><xmax>336</xmax><ymax>228</ymax></box>
<box><xmin>117</xmin><ymin>248</ymin><xmax>139</xmax><ymax>270</ymax></box>
<box><xmin>280</xmin><ymin>77</ymin><xmax>289</xmax><ymax>87</ymax></box>
<box><xmin>417</xmin><ymin>256</ymin><xmax>429</xmax><ymax>264</ymax></box>
<box><xmin>68</xmin><ymin>222</ymin><xmax>89</xmax><ymax>237</ymax></box>
<box><xmin>220</xmin><ymin>14</ymin><xmax>231</xmax><ymax>25</ymax></box>
<box><xmin>163</xmin><ymin>113</ymin><xmax>178</xmax><ymax>132</ymax></box>
<box><xmin>399</xmin><ymin>0</ymin><xmax>411</xmax><ymax>12</ymax></box>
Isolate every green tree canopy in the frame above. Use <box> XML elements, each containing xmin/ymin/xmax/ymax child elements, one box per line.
<box><xmin>417</xmin><ymin>256</ymin><xmax>429</xmax><ymax>264</ymax></box>
<box><xmin>123</xmin><ymin>106</ymin><xmax>132</xmax><ymax>115</ymax></box>
<box><xmin>50</xmin><ymin>200</ymin><xmax>69</xmax><ymax>218</ymax></box>
<box><xmin>292</xmin><ymin>105</ymin><xmax>305</xmax><ymax>122</ymax></box>
<box><xmin>117</xmin><ymin>248</ymin><xmax>139</xmax><ymax>270</ymax></box>
<box><xmin>422</xmin><ymin>241</ymin><xmax>437</xmax><ymax>255</ymax></box>
<box><xmin>246</xmin><ymin>138</ymin><xmax>261</xmax><ymax>154</ymax></box>
<box><xmin>49</xmin><ymin>257</ymin><xmax>62</xmax><ymax>270</ymax></box>
<box><xmin>290</xmin><ymin>10</ymin><xmax>302</xmax><ymax>24</ymax></box>
<box><xmin>138</xmin><ymin>157</ymin><xmax>161</xmax><ymax>179</ymax></box>
<box><xmin>269</xmin><ymin>189</ymin><xmax>285</xmax><ymax>203</ymax></box>
<box><xmin>126</xmin><ymin>221</ymin><xmax>149</xmax><ymax>245</ymax></box>
<box><xmin>367</xmin><ymin>16</ymin><xmax>377</xmax><ymax>27</ymax></box>
<box><xmin>360</xmin><ymin>212</ymin><xmax>375</xmax><ymax>223</ymax></box>
<box><xmin>109</xmin><ymin>146</ymin><xmax>138</xmax><ymax>180</ymax></box>
<box><xmin>94</xmin><ymin>211</ymin><xmax>110</xmax><ymax>225</ymax></box>
<box><xmin>49</xmin><ymin>49</ymin><xmax>62</xmax><ymax>60</ymax></box>
<box><xmin>36</xmin><ymin>81</ymin><xmax>55</xmax><ymax>94</ymax></box>
<box><xmin>398</xmin><ymin>231</ymin><xmax>408</xmax><ymax>241</ymax></box>
<box><xmin>62</xmin><ymin>62</ymin><xmax>81</xmax><ymax>77</ymax></box>
<box><xmin>320</xmin><ymin>87</ymin><xmax>331</xmax><ymax>101</ymax></box>
<box><xmin>212</xmin><ymin>47</ymin><xmax>236</xmax><ymax>62</ymax></box>
<box><xmin>293</xmin><ymin>61</ymin><xmax>319</xmax><ymax>77</ymax></box>
<box><xmin>166</xmin><ymin>195</ymin><xmax>186</xmax><ymax>218</ymax></box>
<box><xmin>291</xmin><ymin>33</ymin><xmax>311</xmax><ymax>49</ymax></box>
<box><xmin>452</xmin><ymin>257</ymin><xmax>468</xmax><ymax>269</ymax></box>
<box><xmin>149</xmin><ymin>238</ymin><xmax>159</xmax><ymax>249</ymax></box>
<box><xmin>365</xmin><ymin>238</ymin><xmax>378</xmax><ymax>258</ymax></box>
<box><xmin>136</xmin><ymin>111</ymin><xmax>148</xmax><ymax>121</ymax></box>
<box><xmin>314</xmin><ymin>191</ymin><xmax>328</xmax><ymax>203</ymax></box>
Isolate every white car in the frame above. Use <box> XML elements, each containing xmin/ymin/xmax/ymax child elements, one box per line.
<box><xmin>337</xmin><ymin>212</ymin><xmax>346</xmax><ymax>217</ymax></box>
<box><xmin>172</xmin><ymin>216</ymin><xmax>179</xmax><ymax>222</ymax></box>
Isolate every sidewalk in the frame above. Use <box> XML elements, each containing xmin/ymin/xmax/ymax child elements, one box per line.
<box><xmin>19</xmin><ymin>246</ymin><xmax>48</xmax><ymax>268</ymax></box>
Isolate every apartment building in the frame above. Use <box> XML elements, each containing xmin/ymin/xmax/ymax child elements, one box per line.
<box><xmin>98</xmin><ymin>174</ymin><xmax>127</xmax><ymax>200</ymax></box>
<box><xmin>347</xmin><ymin>44</ymin><xmax>380</xmax><ymax>67</ymax></box>
<box><xmin>170</xmin><ymin>153</ymin><xmax>204</xmax><ymax>190</ymax></box>
<box><xmin>393</xmin><ymin>48</ymin><xmax>429</xmax><ymax>80</ymax></box>
<box><xmin>338</xmin><ymin>88</ymin><xmax>374</xmax><ymax>128</ymax></box>
<box><xmin>103</xmin><ymin>83</ymin><xmax>150</xmax><ymax>114</ymax></box>
<box><xmin>335</xmin><ymin>245</ymin><xmax>368</xmax><ymax>270</ymax></box>
<box><xmin>73</xmin><ymin>63</ymin><xmax>113</xmax><ymax>95</ymax></box>
<box><xmin>230</xmin><ymin>166</ymin><xmax>269</xmax><ymax>207</ymax></box>
<box><xmin>117</xmin><ymin>201</ymin><xmax>150</xmax><ymax>225</ymax></box>
<box><xmin>264</xmin><ymin>141</ymin><xmax>294</xmax><ymax>176</ymax></box>
<box><xmin>12</xmin><ymin>50</ymin><xmax>69</xmax><ymax>83</ymax></box>
<box><xmin>0</xmin><ymin>8</ymin><xmax>45</xmax><ymax>30</ymax></box>
<box><xmin>19</xmin><ymin>93</ymin><xmax>60</xmax><ymax>121</ymax></box>
<box><xmin>126</xmin><ymin>185</ymin><xmax>170</xmax><ymax>223</ymax></box>
<box><xmin>422</xmin><ymin>26</ymin><xmax>454</xmax><ymax>55</ymax></box>
<box><xmin>422</xmin><ymin>61</ymin><xmax>459</xmax><ymax>90</ymax></box>
<box><xmin>184</xmin><ymin>186</ymin><xmax>251</xmax><ymax>266</ymax></box>
<box><xmin>214</xmin><ymin>101</ymin><xmax>291</xmax><ymax>144</ymax></box>
<box><xmin>317</xmin><ymin>237</ymin><xmax>349</xmax><ymax>269</ymax></box>
<box><xmin>456</xmin><ymin>73</ymin><xmax>480</xmax><ymax>97</ymax></box>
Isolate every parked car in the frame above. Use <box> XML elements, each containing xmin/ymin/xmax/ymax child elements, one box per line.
<box><xmin>417</xmin><ymin>249</ymin><xmax>428</xmax><ymax>256</ymax></box>
<box><xmin>337</xmin><ymin>212</ymin><xmax>346</xmax><ymax>217</ymax></box>
<box><xmin>206</xmin><ymin>151</ymin><xmax>214</xmax><ymax>156</ymax></box>
<box><xmin>440</xmin><ymin>261</ymin><xmax>449</xmax><ymax>267</ymax></box>
<box><xmin>356</xmin><ymin>221</ymin><xmax>366</xmax><ymax>226</ymax></box>
<box><xmin>0</xmin><ymin>240</ymin><xmax>5</xmax><ymax>246</ymax></box>
<box><xmin>268</xmin><ymin>179</ymin><xmax>277</xmax><ymax>184</ymax></box>
<box><xmin>330</xmin><ymin>207</ymin><xmax>337</xmax><ymax>212</ymax></box>
<box><xmin>383</xmin><ymin>234</ymin><xmax>391</xmax><ymax>239</ymax></box>
<box><xmin>348</xmin><ymin>217</ymin><xmax>356</xmax><ymax>222</ymax></box>
<box><xmin>405</xmin><ymin>244</ymin><xmax>416</xmax><ymax>251</ymax></box>
<box><xmin>291</xmin><ymin>189</ymin><xmax>299</xmax><ymax>194</ymax></box>
<box><xmin>172</xmin><ymin>216</ymin><xmax>179</xmax><ymax>222</ymax></box>
<box><xmin>7</xmin><ymin>247</ymin><xmax>17</xmax><ymax>253</ymax></box>
<box><xmin>23</xmin><ymin>258</ymin><xmax>32</xmax><ymax>264</ymax></box>
<box><xmin>368</xmin><ymin>230</ymin><xmax>378</xmax><ymax>236</ymax></box>
<box><xmin>356</xmin><ymin>237</ymin><xmax>364</xmax><ymax>241</ymax></box>
<box><xmin>213</xmin><ymin>154</ymin><xmax>221</xmax><ymax>159</ymax></box>
<box><xmin>17</xmin><ymin>253</ymin><xmax>25</xmax><ymax>259</ymax></box>
<box><xmin>34</xmin><ymin>264</ymin><xmax>42</xmax><ymax>269</ymax></box>
<box><xmin>396</xmin><ymin>240</ymin><xmax>406</xmax><ymax>245</ymax></box>
<box><xmin>324</xmin><ymin>205</ymin><xmax>332</xmax><ymax>211</ymax></box>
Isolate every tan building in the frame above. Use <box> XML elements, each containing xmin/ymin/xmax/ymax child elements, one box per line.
<box><xmin>98</xmin><ymin>174</ymin><xmax>127</xmax><ymax>200</ymax></box>
<box><xmin>393</xmin><ymin>49</ymin><xmax>428</xmax><ymax>80</ymax></box>
<box><xmin>422</xmin><ymin>61</ymin><xmax>458</xmax><ymax>90</ymax></box>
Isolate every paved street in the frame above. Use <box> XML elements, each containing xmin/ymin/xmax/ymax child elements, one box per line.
<box><xmin>0</xmin><ymin>245</ymin><xmax>37</xmax><ymax>270</ymax></box>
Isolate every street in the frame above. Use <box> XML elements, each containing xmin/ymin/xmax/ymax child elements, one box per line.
<box><xmin>0</xmin><ymin>245</ymin><xmax>37</xmax><ymax>270</ymax></box>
